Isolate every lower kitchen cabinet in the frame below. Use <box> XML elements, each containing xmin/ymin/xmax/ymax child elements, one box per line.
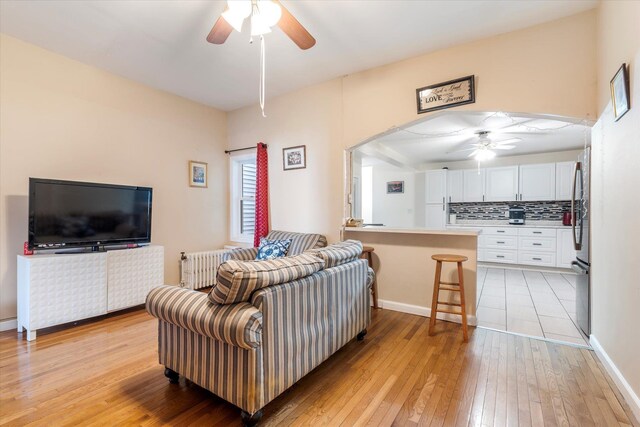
<box><xmin>556</xmin><ymin>228</ymin><xmax>577</xmax><ymax>268</ymax></box>
<box><xmin>452</xmin><ymin>225</ymin><xmax>576</xmax><ymax>269</ymax></box>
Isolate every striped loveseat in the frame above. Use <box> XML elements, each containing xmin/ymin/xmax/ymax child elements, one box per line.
<box><xmin>225</xmin><ymin>230</ymin><xmax>328</xmax><ymax>261</ymax></box>
<box><xmin>146</xmin><ymin>239</ymin><xmax>372</xmax><ymax>426</ymax></box>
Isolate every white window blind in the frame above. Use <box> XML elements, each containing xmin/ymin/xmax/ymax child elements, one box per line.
<box><xmin>240</xmin><ymin>163</ymin><xmax>256</xmax><ymax>235</ymax></box>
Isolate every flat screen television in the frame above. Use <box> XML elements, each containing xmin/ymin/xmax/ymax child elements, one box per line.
<box><xmin>28</xmin><ymin>178</ymin><xmax>153</xmax><ymax>250</ymax></box>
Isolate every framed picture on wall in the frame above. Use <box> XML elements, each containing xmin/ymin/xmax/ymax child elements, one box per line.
<box><xmin>416</xmin><ymin>75</ymin><xmax>475</xmax><ymax>114</ymax></box>
<box><xmin>189</xmin><ymin>161</ymin><xmax>208</xmax><ymax>188</ymax></box>
<box><xmin>610</xmin><ymin>63</ymin><xmax>630</xmax><ymax>121</ymax></box>
<box><xmin>386</xmin><ymin>181</ymin><xmax>404</xmax><ymax>194</ymax></box>
<box><xmin>283</xmin><ymin>145</ymin><xmax>306</xmax><ymax>170</ymax></box>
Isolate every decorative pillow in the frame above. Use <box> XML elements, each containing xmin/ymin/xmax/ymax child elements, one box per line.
<box><xmin>264</xmin><ymin>230</ymin><xmax>327</xmax><ymax>255</ymax></box>
<box><xmin>210</xmin><ymin>254</ymin><xmax>325</xmax><ymax>304</ymax></box>
<box><xmin>256</xmin><ymin>238</ymin><xmax>292</xmax><ymax>260</ymax></box>
<box><xmin>305</xmin><ymin>239</ymin><xmax>363</xmax><ymax>268</ymax></box>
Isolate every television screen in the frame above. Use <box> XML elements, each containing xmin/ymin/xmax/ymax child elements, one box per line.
<box><xmin>29</xmin><ymin>178</ymin><xmax>152</xmax><ymax>249</ymax></box>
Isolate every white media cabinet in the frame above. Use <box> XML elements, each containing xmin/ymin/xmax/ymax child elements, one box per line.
<box><xmin>17</xmin><ymin>245</ymin><xmax>164</xmax><ymax>341</ymax></box>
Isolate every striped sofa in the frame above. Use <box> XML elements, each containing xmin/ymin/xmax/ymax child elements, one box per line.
<box><xmin>146</xmin><ymin>240</ymin><xmax>371</xmax><ymax>426</ymax></box>
<box><xmin>225</xmin><ymin>230</ymin><xmax>328</xmax><ymax>261</ymax></box>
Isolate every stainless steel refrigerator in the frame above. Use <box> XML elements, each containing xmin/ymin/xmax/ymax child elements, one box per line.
<box><xmin>571</xmin><ymin>147</ymin><xmax>590</xmax><ymax>336</ymax></box>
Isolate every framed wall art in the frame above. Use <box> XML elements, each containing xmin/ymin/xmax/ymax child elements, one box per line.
<box><xmin>283</xmin><ymin>145</ymin><xmax>306</xmax><ymax>170</ymax></box>
<box><xmin>416</xmin><ymin>75</ymin><xmax>475</xmax><ymax>114</ymax></box>
<box><xmin>386</xmin><ymin>181</ymin><xmax>404</xmax><ymax>194</ymax></box>
<box><xmin>610</xmin><ymin>63</ymin><xmax>630</xmax><ymax>121</ymax></box>
<box><xmin>189</xmin><ymin>160</ymin><xmax>208</xmax><ymax>188</ymax></box>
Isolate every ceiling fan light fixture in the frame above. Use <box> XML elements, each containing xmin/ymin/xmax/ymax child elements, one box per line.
<box><xmin>250</xmin><ymin>13</ymin><xmax>272</xmax><ymax>36</ymax></box>
<box><xmin>222</xmin><ymin>1</ymin><xmax>251</xmax><ymax>32</ymax></box>
<box><xmin>257</xmin><ymin>0</ymin><xmax>282</xmax><ymax>27</ymax></box>
<box><xmin>474</xmin><ymin>148</ymin><xmax>496</xmax><ymax>162</ymax></box>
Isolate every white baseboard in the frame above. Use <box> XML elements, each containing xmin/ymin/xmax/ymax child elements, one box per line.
<box><xmin>590</xmin><ymin>335</ymin><xmax>640</xmax><ymax>422</ymax></box>
<box><xmin>377</xmin><ymin>299</ymin><xmax>477</xmax><ymax>326</ymax></box>
<box><xmin>0</xmin><ymin>318</ymin><xmax>17</xmax><ymax>332</ymax></box>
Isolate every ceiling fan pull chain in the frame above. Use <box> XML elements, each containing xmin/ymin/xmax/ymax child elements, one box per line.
<box><xmin>259</xmin><ymin>35</ymin><xmax>267</xmax><ymax>117</ymax></box>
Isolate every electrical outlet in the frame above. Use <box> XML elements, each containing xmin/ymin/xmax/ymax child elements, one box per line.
<box><xmin>505</xmin><ymin>210</ymin><xmax>509</xmax><ymax>218</ymax></box>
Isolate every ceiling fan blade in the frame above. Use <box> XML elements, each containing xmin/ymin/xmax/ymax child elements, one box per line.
<box><xmin>206</xmin><ymin>14</ymin><xmax>233</xmax><ymax>44</ymax></box>
<box><xmin>446</xmin><ymin>147</ymin><xmax>477</xmax><ymax>154</ymax></box>
<box><xmin>493</xmin><ymin>138</ymin><xmax>521</xmax><ymax>145</ymax></box>
<box><xmin>495</xmin><ymin>145</ymin><xmax>516</xmax><ymax>150</ymax></box>
<box><xmin>467</xmin><ymin>149</ymin><xmax>479</xmax><ymax>158</ymax></box>
<box><xmin>275</xmin><ymin>0</ymin><xmax>316</xmax><ymax>49</ymax></box>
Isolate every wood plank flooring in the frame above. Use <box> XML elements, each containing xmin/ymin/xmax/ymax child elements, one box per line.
<box><xmin>0</xmin><ymin>308</ymin><xmax>637</xmax><ymax>426</ymax></box>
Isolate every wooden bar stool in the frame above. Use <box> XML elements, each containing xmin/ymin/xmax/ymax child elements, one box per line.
<box><xmin>428</xmin><ymin>254</ymin><xmax>469</xmax><ymax>342</ymax></box>
<box><xmin>361</xmin><ymin>246</ymin><xmax>379</xmax><ymax>309</ymax></box>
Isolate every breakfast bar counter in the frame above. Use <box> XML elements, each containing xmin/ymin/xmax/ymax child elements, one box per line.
<box><xmin>342</xmin><ymin>226</ymin><xmax>478</xmax><ymax>326</ymax></box>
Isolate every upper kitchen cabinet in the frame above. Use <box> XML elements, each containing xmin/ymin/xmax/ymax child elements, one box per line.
<box><xmin>556</xmin><ymin>161</ymin><xmax>575</xmax><ymax>201</ymax></box>
<box><xmin>519</xmin><ymin>163</ymin><xmax>556</xmax><ymax>201</ymax></box>
<box><xmin>463</xmin><ymin>169</ymin><xmax>485</xmax><ymax>202</ymax></box>
<box><xmin>485</xmin><ymin>166</ymin><xmax>518</xmax><ymax>202</ymax></box>
<box><xmin>447</xmin><ymin>170</ymin><xmax>464</xmax><ymax>203</ymax></box>
<box><xmin>425</xmin><ymin>169</ymin><xmax>447</xmax><ymax>204</ymax></box>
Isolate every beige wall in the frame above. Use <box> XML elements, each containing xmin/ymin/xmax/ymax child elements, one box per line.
<box><xmin>0</xmin><ymin>35</ymin><xmax>228</xmax><ymax>321</ymax></box>
<box><xmin>228</xmin><ymin>11</ymin><xmax>597</xmax><ymax>244</ymax></box>
<box><xmin>344</xmin><ymin>230</ymin><xmax>477</xmax><ymax>318</ymax></box>
<box><xmin>591</xmin><ymin>0</ymin><xmax>640</xmax><ymax>410</ymax></box>
<box><xmin>227</xmin><ymin>79</ymin><xmax>344</xmax><ymax>242</ymax></box>
<box><xmin>342</xmin><ymin>11</ymin><xmax>597</xmax><ymax>148</ymax></box>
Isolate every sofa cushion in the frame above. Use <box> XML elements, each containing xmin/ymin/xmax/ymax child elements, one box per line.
<box><xmin>265</xmin><ymin>230</ymin><xmax>327</xmax><ymax>255</ymax></box>
<box><xmin>256</xmin><ymin>238</ymin><xmax>291</xmax><ymax>260</ymax></box>
<box><xmin>305</xmin><ymin>240</ymin><xmax>363</xmax><ymax>268</ymax></box>
<box><xmin>146</xmin><ymin>285</ymin><xmax>262</xmax><ymax>349</ymax></box>
<box><xmin>210</xmin><ymin>254</ymin><xmax>325</xmax><ymax>304</ymax></box>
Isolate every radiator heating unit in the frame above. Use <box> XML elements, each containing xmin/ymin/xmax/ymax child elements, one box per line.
<box><xmin>180</xmin><ymin>249</ymin><xmax>233</xmax><ymax>290</ymax></box>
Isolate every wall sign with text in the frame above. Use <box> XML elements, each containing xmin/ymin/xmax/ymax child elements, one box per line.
<box><xmin>416</xmin><ymin>75</ymin><xmax>475</xmax><ymax>114</ymax></box>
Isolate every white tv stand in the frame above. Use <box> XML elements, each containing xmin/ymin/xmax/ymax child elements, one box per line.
<box><xmin>17</xmin><ymin>245</ymin><xmax>164</xmax><ymax>341</ymax></box>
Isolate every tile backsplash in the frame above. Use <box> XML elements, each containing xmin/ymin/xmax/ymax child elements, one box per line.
<box><xmin>449</xmin><ymin>201</ymin><xmax>571</xmax><ymax>221</ymax></box>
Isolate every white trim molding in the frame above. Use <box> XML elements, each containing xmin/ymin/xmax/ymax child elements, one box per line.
<box><xmin>377</xmin><ymin>299</ymin><xmax>477</xmax><ymax>326</ymax></box>
<box><xmin>590</xmin><ymin>335</ymin><xmax>640</xmax><ymax>422</ymax></box>
<box><xmin>0</xmin><ymin>318</ymin><xmax>17</xmax><ymax>332</ymax></box>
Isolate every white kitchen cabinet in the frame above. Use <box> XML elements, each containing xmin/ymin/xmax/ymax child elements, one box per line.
<box><xmin>425</xmin><ymin>169</ymin><xmax>447</xmax><ymax>229</ymax></box>
<box><xmin>556</xmin><ymin>161</ymin><xmax>575</xmax><ymax>201</ymax></box>
<box><xmin>425</xmin><ymin>203</ymin><xmax>446</xmax><ymax>229</ymax></box>
<box><xmin>519</xmin><ymin>163</ymin><xmax>556</xmax><ymax>201</ymax></box>
<box><xmin>556</xmin><ymin>228</ymin><xmax>577</xmax><ymax>268</ymax></box>
<box><xmin>463</xmin><ymin>169</ymin><xmax>485</xmax><ymax>202</ymax></box>
<box><xmin>447</xmin><ymin>170</ymin><xmax>464</xmax><ymax>203</ymax></box>
<box><xmin>485</xmin><ymin>166</ymin><xmax>519</xmax><ymax>202</ymax></box>
<box><xmin>425</xmin><ymin>170</ymin><xmax>447</xmax><ymax>204</ymax></box>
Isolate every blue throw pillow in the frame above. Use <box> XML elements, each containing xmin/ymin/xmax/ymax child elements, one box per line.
<box><xmin>256</xmin><ymin>238</ymin><xmax>292</xmax><ymax>260</ymax></box>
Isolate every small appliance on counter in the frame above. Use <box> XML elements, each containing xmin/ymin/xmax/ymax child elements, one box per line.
<box><xmin>562</xmin><ymin>211</ymin><xmax>573</xmax><ymax>226</ymax></box>
<box><xmin>508</xmin><ymin>206</ymin><xmax>525</xmax><ymax>225</ymax></box>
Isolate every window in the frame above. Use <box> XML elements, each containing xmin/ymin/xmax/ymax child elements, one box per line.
<box><xmin>230</xmin><ymin>154</ymin><xmax>257</xmax><ymax>242</ymax></box>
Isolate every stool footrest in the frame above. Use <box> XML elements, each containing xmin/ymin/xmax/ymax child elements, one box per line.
<box><xmin>436</xmin><ymin>309</ymin><xmax>464</xmax><ymax>315</ymax></box>
<box><xmin>439</xmin><ymin>281</ymin><xmax>460</xmax><ymax>286</ymax></box>
<box><xmin>437</xmin><ymin>301</ymin><xmax>461</xmax><ymax>306</ymax></box>
<box><xmin>439</xmin><ymin>286</ymin><xmax>461</xmax><ymax>292</ymax></box>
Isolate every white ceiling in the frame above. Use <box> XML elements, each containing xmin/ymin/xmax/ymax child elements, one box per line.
<box><xmin>358</xmin><ymin>111</ymin><xmax>591</xmax><ymax>167</ymax></box>
<box><xmin>0</xmin><ymin>1</ymin><xmax>597</xmax><ymax>111</ymax></box>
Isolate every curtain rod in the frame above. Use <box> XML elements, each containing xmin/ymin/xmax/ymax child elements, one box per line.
<box><xmin>224</xmin><ymin>143</ymin><xmax>267</xmax><ymax>154</ymax></box>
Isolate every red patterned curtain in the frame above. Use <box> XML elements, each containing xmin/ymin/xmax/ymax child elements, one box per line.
<box><xmin>254</xmin><ymin>142</ymin><xmax>269</xmax><ymax>247</ymax></box>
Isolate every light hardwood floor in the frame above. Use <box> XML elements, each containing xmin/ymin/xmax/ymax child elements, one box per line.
<box><xmin>1</xmin><ymin>308</ymin><xmax>637</xmax><ymax>426</ymax></box>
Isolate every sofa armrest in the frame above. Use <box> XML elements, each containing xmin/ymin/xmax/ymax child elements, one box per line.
<box><xmin>226</xmin><ymin>247</ymin><xmax>259</xmax><ymax>261</ymax></box>
<box><xmin>366</xmin><ymin>267</ymin><xmax>375</xmax><ymax>290</ymax></box>
<box><xmin>146</xmin><ymin>285</ymin><xmax>262</xmax><ymax>349</ymax></box>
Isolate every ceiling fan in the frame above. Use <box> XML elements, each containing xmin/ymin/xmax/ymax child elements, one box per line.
<box><xmin>206</xmin><ymin>0</ymin><xmax>316</xmax><ymax>50</ymax></box>
<box><xmin>448</xmin><ymin>131</ymin><xmax>521</xmax><ymax>161</ymax></box>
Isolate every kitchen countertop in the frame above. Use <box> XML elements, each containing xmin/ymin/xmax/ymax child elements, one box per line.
<box><xmin>343</xmin><ymin>226</ymin><xmax>480</xmax><ymax>237</ymax></box>
<box><xmin>447</xmin><ymin>220</ymin><xmax>571</xmax><ymax>229</ymax></box>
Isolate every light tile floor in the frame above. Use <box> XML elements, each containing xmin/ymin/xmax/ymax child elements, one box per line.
<box><xmin>476</xmin><ymin>267</ymin><xmax>589</xmax><ymax>346</ymax></box>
